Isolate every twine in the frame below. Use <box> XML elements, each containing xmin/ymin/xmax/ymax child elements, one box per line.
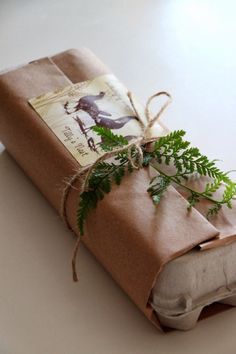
<box><xmin>60</xmin><ymin>90</ymin><xmax>172</xmax><ymax>281</ymax></box>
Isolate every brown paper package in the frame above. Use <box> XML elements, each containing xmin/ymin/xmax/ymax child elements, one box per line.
<box><xmin>0</xmin><ymin>48</ymin><xmax>235</xmax><ymax>330</ymax></box>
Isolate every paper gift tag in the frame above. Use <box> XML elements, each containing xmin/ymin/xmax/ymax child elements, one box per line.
<box><xmin>29</xmin><ymin>74</ymin><xmax>165</xmax><ymax>166</ymax></box>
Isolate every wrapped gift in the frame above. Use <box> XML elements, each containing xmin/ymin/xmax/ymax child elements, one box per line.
<box><xmin>0</xmin><ymin>48</ymin><xmax>236</xmax><ymax>330</ymax></box>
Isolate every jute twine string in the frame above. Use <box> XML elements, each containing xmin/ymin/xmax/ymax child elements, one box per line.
<box><xmin>60</xmin><ymin>91</ymin><xmax>172</xmax><ymax>281</ymax></box>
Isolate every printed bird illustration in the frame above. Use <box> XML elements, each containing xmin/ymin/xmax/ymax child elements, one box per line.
<box><xmin>64</xmin><ymin>92</ymin><xmax>138</xmax><ymax>151</ymax></box>
<box><xmin>64</xmin><ymin>91</ymin><xmax>138</xmax><ymax>128</ymax></box>
<box><xmin>64</xmin><ymin>91</ymin><xmax>111</xmax><ymax>120</ymax></box>
<box><xmin>94</xmin><ymin>114</ymin><xmax>137</xmax><ymax>130</ymax></box>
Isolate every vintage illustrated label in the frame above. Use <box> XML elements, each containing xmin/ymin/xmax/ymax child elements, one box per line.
<box><xmin>29</xmin><ymin>74</ymin><xmax>164</xmax><ymax>166</ymax></box>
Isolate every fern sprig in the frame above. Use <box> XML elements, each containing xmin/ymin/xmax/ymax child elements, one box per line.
<box><xmin>147</xmin><ymin>175</ymin><xmax>171</xmax><ymax>205</ymax></box>
<box><xmin>77</xmin><ymin>128</ymin><xmax>236</xmax><ymax>234</ymax></box>
<box><xmin>77</xmin><ymin>156</ymin><xmax>130</xmax><ymax>235</ymax></box>
<box><xmin>145</xmin><ymin>130</ymin><xmax>236</xmax><ymax>215</ymax></box>
<box><xmin>92</xmin><ymin>126</ymin><xmax>128</xmax><ymax>151</ymax></box>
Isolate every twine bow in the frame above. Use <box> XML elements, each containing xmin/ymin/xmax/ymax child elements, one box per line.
<box><xmin>60</xmin><ymin>91</ymin><xmax>172</xmax><ymax>281</ymax></box>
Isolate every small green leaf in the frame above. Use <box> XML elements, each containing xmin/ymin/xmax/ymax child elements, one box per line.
<box><xmin>91</xmin><ymin>126</ymin><xmax>128</xmax><ymax>151</ymax></box>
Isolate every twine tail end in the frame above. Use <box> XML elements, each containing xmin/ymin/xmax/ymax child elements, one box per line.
<box><xmin>71</xmin><ymin>234</ymin><xmax>81</xmax><ymax>282</ymax></box>
<box><xmin>72</xmin><ymin>263</ymin><xmax>79</xmax><ymax>282</ymax></box>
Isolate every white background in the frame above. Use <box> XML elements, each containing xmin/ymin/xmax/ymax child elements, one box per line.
<box><xmin>0</xmin><ymin>0</ymin><xmax>236</xmax><ymax>353</ymax></box>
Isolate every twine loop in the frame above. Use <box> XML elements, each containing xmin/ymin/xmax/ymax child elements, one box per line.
<box><xmin>60</xmin><ymin>90</ymin><xmax>172</xmax><ymax>281</ymax></box>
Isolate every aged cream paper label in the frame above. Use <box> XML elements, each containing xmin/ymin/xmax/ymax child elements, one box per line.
<box><xmin>29</xmin><ymin>74</ymin><xmax>165</xmax><ymax>166</ymax></box>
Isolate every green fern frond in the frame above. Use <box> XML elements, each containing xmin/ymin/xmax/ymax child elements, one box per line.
<box><xmin>92</xmin><ymin>126</ymin><xmax>128</xmax><ymax>151</ymax></box>
<box><xmin>77</xmin><ymin>191</ymin><xmax>98</xmax><ymax>235</ymax></box>
<box><xmin>204</xmin><ymin>178</ymin><xmax>222</xmax><ymax>197</ymax></box>
<box><xmin>207</xmin><ymin>203</ymin><xmax>222</xmax><ymax>219</ymax></box>
<box><xmin>147</xmin><ymin>175</ymin><xmax>171</xmax><ymax>205</ymax></box>
<box><xmin>77</xmin><ymin>148</ymin><xmax>132</xmax><ymax>234</ymax></box>
<box><xmin>222</xmin><ymin>181</ymin><xmax>236</xmax><ymax>208</ymax></box>
<box><xmin>77</xmin><ymin>127</ymin><xmax>236</xmax><ymax>234</ymax></box>
<box><xmin>187</xmin><ymin>192</ymin><xmax>200</xmax><ymax>210</ymax></box>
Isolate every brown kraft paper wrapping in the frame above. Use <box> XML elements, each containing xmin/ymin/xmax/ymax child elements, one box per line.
<box><xmin>0</xmin><ymin>48</ymin><xmax>224</xmax><ymax>329</ymax></box>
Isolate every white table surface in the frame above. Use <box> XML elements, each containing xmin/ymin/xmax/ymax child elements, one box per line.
<box><xmin>0</xmin><ymin>0</ymin><xmax>236</xmax><ymax>353</ymax></box>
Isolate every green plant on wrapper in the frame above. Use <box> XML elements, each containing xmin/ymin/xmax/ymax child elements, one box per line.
<box><xmin>77</xmin><ymin>126</ymin><xmax>236</xmax><ymax>235</ymax></box>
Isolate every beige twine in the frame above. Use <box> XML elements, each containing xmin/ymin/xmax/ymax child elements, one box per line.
<box><xmin>60</xmin><ymin>91</ymin><xmax>172</xmax><ymax>281</ymax></box>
